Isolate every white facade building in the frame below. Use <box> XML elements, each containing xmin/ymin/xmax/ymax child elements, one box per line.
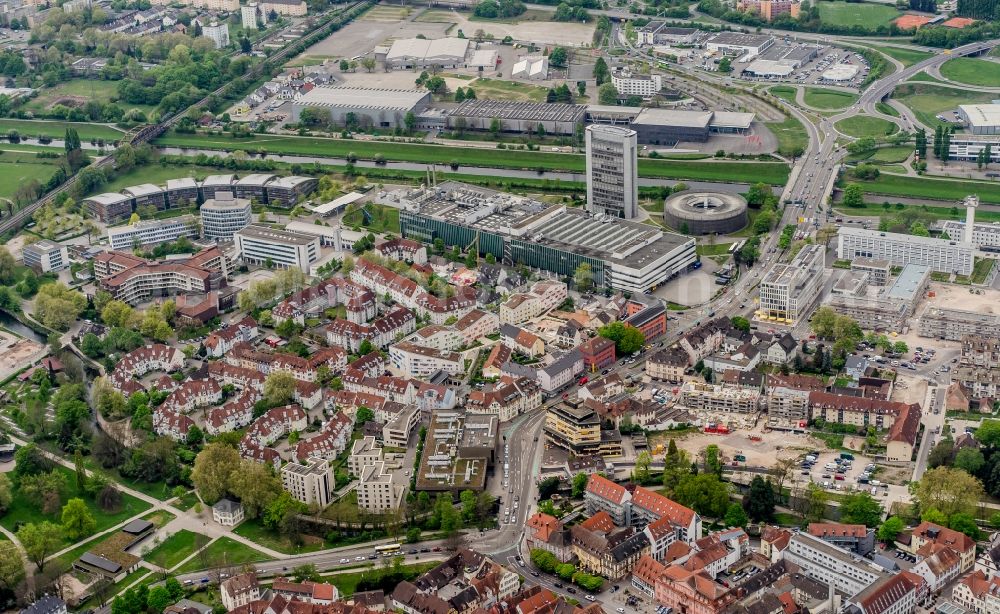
<box><xmin>611</xmin><ymin>69</ymin><xmax>663</xmax><ymax>98</ymax></box>
<box><xmin>201</xmin><ymin>193</ymin><xmax>253</xmax><ymax>241</ymax></box>
<box><xmin>388</xmin><ymin>342</ymin><xmax>464</xmax><ymax>378</ymax></box>
<box><xmin>235</xmin><ymin>224</ymin><xmax>320</xmax><ymax>272</ymax></box>
<box><xmin>837</xmin><ymin>227</ymin><xmax>975</xmax><ymax>276</ymax></box>
<box><xmin>107</xmin><ymin>216</ymin><xmax>200</xmax><ymax>250</ymax></box>
<box><xmin>22</xmin><ymin>240</ymin><xmax>69</xmax><ymax>273</ymax></box>
<box><xmin>782</xmin><ymin>532</ymin><xmax>887</xmax><ymax>597</ymax></box>
<box><xmin>203</xmin><ymin>21</ymin><xmax>230</xmax><ymax>49</ymax></box>
<box><xmin>586</xmin><ymin>124</ymin><xmax>638</xmax><ymax>220</ymax></box>
<box><xmin>280</xmin><ymin>457</ymin><xmax>335</xmax><ymax>506</ymax></box>
<box><xmin>356</xmin><ymin>461</ymin><xmax>407</xmax><ymax>512</ymax></box>
<box><xmin>241</xmin><ymin>2</ymin><xmax>260</xmax><ymax>29</ymax></box>
<box><xmin>758</xmin><ymin>243</ymin><xmax>825</xmax><ymax>324</ymax></box>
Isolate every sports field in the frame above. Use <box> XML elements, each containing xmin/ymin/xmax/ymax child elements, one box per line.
<box><xmin>891</xmin><ymin>83</ymin><xmax>996</xmax><ymax>128</ymax></box>
<box><xmin>154</xmin><ymin>132</ymin><xmax>790</xmax><ymax>184</ymax></box>
<box><xmin>817</xmin><ymin>1</ymin><xmax>900</xmax><ymax>27</ymax></box>
<box><xmin>939</xmin><ymin>57</ymin><xmax>1000</xmax><ymax>88</ymax></box>
<box><xmin>802</xmin><ymin>88</ymin><xmax>858</xmax><ymax>110</ymax></box>
<box><xmin>869</xmin><ymin>45</ymin><xmax>932</xmax><ymax>67</ymax></box>
<box><xmin>835</xmin><ymin>115</ymin><xmax>898</xmax><ymax>138</ymax></box>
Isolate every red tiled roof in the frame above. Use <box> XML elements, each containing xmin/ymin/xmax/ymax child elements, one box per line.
<box><xmin>585</xmin><ymin>474</ymin><xmax>629</xmax><ymax>505</ymax></box>
<box><xmin>579</xmin><ymin>511</ymin><xmax>615</xmax><ymax>533</ymax></box>
<box><xmin>807</xmin><ymin>522</ymin><xmax>869</xmax><ymax>539</ymax></box>
<box><xmin>632</xmin><ymin>486</ymin><xmax>696</xmax><ymax>527</ymax></box>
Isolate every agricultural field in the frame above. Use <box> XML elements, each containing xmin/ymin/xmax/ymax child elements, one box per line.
<box><xmin>892</xmin><ymin>83</ymin><xmax>996</xmax><ymax>128</ymax></box>
<box><xmin>817</xmin><ymin>1</ymin><xmax>900</xmax><ymax>27</ymax></box>
<box><xmin>834</xmin><ymin>115</ymin><xmax>898</xmax><ymax>138</ymax></box>
<box><xmin>869</xmin><ymin>45</ymin><xmax>933</xmax><ymax>67</ymax></box>
<box><xmin>802</xmin><ymin>88</ymin><xmax>858</xmax><ymax>111</ymax></box>
<box><xmin>939</xmin><ymin>57</ymin><xmax>1000</xmax><ymax>88</ymax></box>
<box><xmin>154</xmin><ymin>132</ymin><xmax>791</xmax><ymax>184</ymax></box>
<box><xmin>0</xmin><ymin>118</ymin><xmax>125</xmax><ymax>142</ymax></box>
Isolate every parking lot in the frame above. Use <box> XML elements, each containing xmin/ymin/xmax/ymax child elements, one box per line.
<box><xmin>734</xmin><ymin>44</ymin><xmax>870</xmax><ymax>88</ymax></box>
<box><xmin>793</xmin><ymin>450</ymin><xmax>890</xmax><ymax>497</ymax></box>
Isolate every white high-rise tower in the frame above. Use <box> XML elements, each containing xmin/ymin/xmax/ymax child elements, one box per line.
<box><xmin>964</xmin><ymin>194</ymin><xmax>979</xmax><ymax>244</ymax></box>
<box><xmin>585</xmin><ymin>124</ymin><xmax>638</xmax><ymax>220</ymax></box>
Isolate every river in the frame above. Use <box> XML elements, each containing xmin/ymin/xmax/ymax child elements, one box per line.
<box><xmin>0</xmin><ymin>310</ymin><xmax>48</xmax><ymax>344</ymax></box>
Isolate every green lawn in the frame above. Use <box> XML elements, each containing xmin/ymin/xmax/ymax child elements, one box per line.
<box><xmin>907</xmin><ymin>71</ymin><xmax>944</xmax><ymax>84</ymax></box>
<box><xmin>835</xmin><ymin>115</ymin><xmax>898</xmax><ymax>138</ymax></box>
<box><xmin>939</xmin><ymin>57</ymin><xmax>1000</xmax><ymax>88</ymax></box>
<box><xmin>0</xmin><ymin>157</ymin><xmax>61</xmax><ymax>200</ymax></box>
<box><xmin>971</xmin><ymin>257</ymin><xmax>995</xmax><ymax>284</ymax></box>
<box><xmin>0</xmin><ymin>466</ymin><xmax>152</xmax><ymax>546</ymax></box>
<box><xmin>849</xmin><ymin>146</ymin><xmax>912</xmax><ymax>164</ymax></box>
<box><xmin>320</xmin><ymin>562</ymin><xmax>439</xmax><ymax>597</ymax></box>
<box><xmin>803</xmin><ymin>88</ymin><xmax>858</xmax><ymax>111</ymax></box>
<box><xmin>845</xmin><ymin>178</ymin><xmax>1000</xmax><ymax>211</ymax></box>
<box><xmin>98</xmin><ymin>164</ymin><xmax>224</xmax><ymax>196</ymax></box>
<box><xmin>232</xmin><ymin>518</ymin><xmax>330</xmax><ymax>555</ymax></box>
<box><xmin>892</xmin><ymin>83</ymin><xmax>996</xmax><ymax>129</ymax></box>
<box><xmin>0</xmin><ymin>118</ymin><xmax>125</xmax><ymax>142</ymax></box>
<box><xmin>466</xmin><ymin>78</ymin><xmax>550</xmax><ymax>102</ymax></box>
<box><xmin>175</xmin><ymin>537</ymin><xmax>269</xmax><ymax>573</ymax></box>
<box><xmin>769</xmin><ymin>85</ymin><xmax>797</xmax><ymax>105</ymax></box>
<box><xmin>145</xmin><ymin>530</ymin><xmax>211</xmax><ymax>570</ymax></box>
<box><xmin>174</xmin><ymin>492</ymin><xmax>201</xmax><ymax>511</ymax></box>
<box><xmin>773</xmin><ymin>512</ymin><xmax>801</xmax><ymax>526</ymax></box>
<box><xmin>869</xmin><ymin>45</ymin><xmax>933</xmax><ymax>67</ymax></box>
<box><xmin>817</xmin><ymin>1</ymin><xmax>900</xmax><ymax>27</ymax></box>
<box><xmin>875</xmin><ymin>102</ymin><xmax>900</xmax><ymax>117</ymax></box>
<box><xmin>20</xmin><ymin>79</ymin><xmax>157</xmax><ymax>118</ymax></box>
<box><xmin>696</xmin><ymin>242</ymin><xmax>734</xmax><ymax>256</ymax></box>
<box><xmin>767</xmin><ymin>116</ymin><xmax>809</xmax><ymax>158</ymax></box>
<box><xmin>142</xmin><ymin>510</ymin><xmax>177</xmax><ymax>529</ymax></box>
<box><xmin>342</xmin><ymin>202</ymin><xmax>400</xmax><ymax>234</ymax></box>
<box><xmin>154</xmin><ymin>132</ymin><xmax>790</xmax><ymax>184</ymax></box>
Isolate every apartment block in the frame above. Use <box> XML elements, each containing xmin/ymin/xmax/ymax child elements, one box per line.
<box><xmin>388</xmin><ymin>341</ymin><xmax>463</xmax><ymax>378</ymax></box>
<box><xmin>679</xmin><ymin>381</ymin><xmax>761</xmax><ymax>414</ymax></box>
<box><xmin>356</xmin><ymin>461</ymin><xmax>406</xmax><ymax>513</ymax></box>
<box><xmin>280</xmin><ymin>456</ymin><xmax>335</xmax><ymax>506</ymax></box>
<box><xmin>782</xmin><ymin>532</ymin><xmax>887</xmax><ymax>596</ymax></box>
<box><xmin>236</xmin><ymin>225</ymin><xmax>320</xmax><ymax>272</ymax></box>
<box><xmin>107</xmin><ymin>216</ymin><xmax>200</xmax><ymax>250</ymax></box>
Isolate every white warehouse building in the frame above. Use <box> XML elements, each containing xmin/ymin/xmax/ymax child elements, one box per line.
<box><xmin>959</xmin><ymin>104</ymin><xmax>1000</xmax><ymax>136</ymax></box>
<box><xmin>290</xmin><ymin>87</ymin><xmax>432</xmax><ymax>129</ymax></box>
<box><xmin>383</xmin><ymin>37</ymin><xmax>470</xmax><ymax>69</ymax></box>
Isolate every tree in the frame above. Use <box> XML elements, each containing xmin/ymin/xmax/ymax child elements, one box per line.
<box><xmin>810</xmin><ymin>306</ymin><xmax>839</xmax><ymax>340</ymax></box>
<box><xmin>704</xmin><ymin>445</ymin><xmax>723</xmax><ymax>476</ymax></box>
<box><xmin>718</xmin><ymin>57</ymin><xmax>732</xmax><ymax>72</ymax></box>
<box><xmin>662</xmin><ymin>440</ymin><xmax>692</xmax><ymax>494</ymax></box>
<box><xmin>724</xmin><ymin>502</ymin><xmax>748</xmax><ymax>528</ymax></box>
<box><xmin>744</xmin><ymin>475</ymin><xmax>775</xmax><ymax>522</ymax></box>
<box><xmin>573</xmin><ymin>262</ymin><xmax>594</xmax><ymax>292</ymax></box>
<box><xmin>356</xmin><ymin>406</ymin><xmax>375</xmax><ymax>425</ymax></box>
<box><xmin>358</xmin><ymin>340</ymin><xmax>374</xmax><ymax>356</ymax></box>
<box><xmin>949</xmin><ymin>512</ymin><xmax>980</xmax><ymax>539</ymax></box>
<box><xmin>0</xmin><ymin>473</ymin><xmax>11</xmax><ymax>513</ymax></box>
<box><xmin>913</xmin><ymin>466</ymin><xmax>984</xmax><ymax>518</ymax></box>
<box><xmin>74</xmin><ymin>449</ymin><xmax>87</xmax><ymax>493</ymax></box>
<box><xmin>909</xmin><ymin>221</ymin><xmax>930</xmax><ymax>237</ymax></box>
<box><xmin>840</xmin><ymin>492</ymin><xmax>883</xmax><ymax>527</ymax></box>
<box><xmin>804</xmin><ymin>482</ymin><xmax>829</xmax><ymax>522</ymax></box>
<box><xmin>597</xmin><ymin>82</ymin><xmax>619</xmax><ymax>105</ymax></box>
<box><xmin>598</xmin><ymin>321</ymin><xmax>645</xmax><ymax>355</ymax></box>
<box><xmin>14</xmin><ymin>442</ymin><xmax>51</xmax><ymax>478</ymax></box>
<box><xmin>593</xmin><ymin>57</ymin><xmax>609</xmax><ymax>84</ymax></box>
<box><xmin>0</xmin><ymin>541</ymin><xmax>24</xmax><ymax>592</ymax></box>
<box><xmin>530</xmin><ymin>548</ymin><xmax>558</xmax><ymax>573</ymax></box>
<box><xmin>731</xmin><ymin>316</ymin><xmax>750</xmax><ymax>333</ymax></box>
<box><xmin>147</xmin><ymin>586</ymin><xmax>173</xmax><ymax>613</ymax></box>
<box><xmin>878</xmin><ymin>516</ymin><xmax>905</xmax><ymax>542</ymax></box>
<box><xmin>955</xmin><ymin>448</ymin><xmax>985</xmax><ymax>475</ymax></box>
<box><xmin>572</xmin><ymin>473</ymin><xmax>589</xmax><ymax>498</ymax></box>
<box><xmin>549</xmin><ymin>47</ymin><xmax>568</xmax><ymax>67</ymax></box>
<box><xmin>228</xmin><ymin>460</ymin><xmax>282</xmax><ymax>519</ymax></box>
<box><xmin>841</xmin><ymin>183</ymin><xmax>865</xmax><ymax>208</ymax></box>
<box><xmin>191</xmin><ymin>443</ymin><xmax>240</xmax><ymax>504</ymax></box>
<box><xmin>62</xmin><ymin>497</ymin><xmax>97</xmax><ymax>540</ymax></box>
<box><xmin>673</xmin><ymin>473</ymin><xmax>730</xmax><ymax>518</ymax></box>
<box><xmin>34</xmin><ymin>282</ymin><xmax>87</xmax><ymax>330</ymax></box>
<box><xmin>927</xmin><ymin>438</ymin><xmax>954</xmax><ymax>469</ymax></box>
<box><xmin>977</xmin><ymin>419</ymin><xmax>1000</xmax><ymax>448</ymax></box>
<box><xmin>264</xmin><ymin>371</ymin><xmax>296</xmax><ymax>406</ymax></box>
<box><xmin>0</xmin><ymin>247</ymin><xmax>16</xmax><ymax>284</ymax></box>
<box><xmin>633</xmin><ymin>451</ymin><xmax>652</xmax><ymax>483</ymax></box>
<box><xmin>18</xmin><ymin>521</ymin><xmax>62</xmax><ymax>571</ymax></box>
<box><xmin>361</xmin><ymin>57</ymin><xmax>377</xmax><ymax>72</ymax></box>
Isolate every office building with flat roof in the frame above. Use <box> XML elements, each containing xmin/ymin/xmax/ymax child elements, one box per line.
<box><xmin>586</xmin><ymin>106</ymin><xmax>755</xmax><ymax>145</ymax></box>
<box><xmin>838</xmin><ymin>227</ymin><xmax>975</xmax><ymax>276</ymax></box>
<box><xmin>920</xmin><ymin>305</ymin><xmax>1000</xmax><ymax>341</ymax></box>
<box><xmin>201</xmin><ymin>193</ymin><xmax>252</xmax><ymax>241</ymax></box>
<box><xmin>782</xmin><ymin>532</ymin><xmax>887</xmax><ymax>597</ymax></box>
<box><xmin>123</xmin><ymin>184</ymin><xmax>166</xmax><ymax>211</ymax></box>
<box><xmin>281</xmin><ymin>457</ymin><xmax>335</xmax><ymax>506</ymax></box>
<box><xmin>758</xmin><ymin>243</ymin><xmax>825</xmax><ymax>324</ymax></box>
<box><xmin>586</xmin><ymin>124</ymin><xmax>638</xmax><ymax>220</ymax></box>
<box><xmin>201</xmin><ymin>175</ymin><xmax>236</xmax><ymax>200</ymax></box>
<box><xmin>447</xmin><ymin>100</ymin><xmax>585</xmax><ymax>135</ymax></box>
<box><xmin>291</xmin><ymin>87</ymin><xmax>432</xmax><ymax>129</ymax></box>
<box><xmin>611</xmin><ymin>69</ymin><xmax>663</xmax><ymax>99</ymax></box>
<box><xmin>398</xmin><ymin>181</ymin><xmax>695</xmax><ymax>294</ymax></box>
<box><xmin>235</xmin><ymin>224</ymin><xmax>320</xmax><ymax>272</ymax></box>
<box><xmin>704</xmin><ymin>31</ymin><xmax>774</xmax><ymax>57</ymax></box>
<box><xmin>165</xmin><ymin>177</ymin><xmax>200</xmax><ymax>207</ymax></box>
<box><xmin>850</xmin><ymin>258</ymin><xmax>891</xmax><ymax>286</ymax></box>
<box><xmin>85</xmin><ymin>192</ymin><xmax>134</xmax><ymax>223</ymax></box>
<box><xmin>22</xmin><ymin>240</ymin><xmax>69</xmax><ymax>273</ymax></box>
<box><xmin>636</xmin><ymin>23</ymin><xmax>700</xmax><ymax>45</ymax></box>
<box><xmin>107</xmin><ymin>215</ymin><xmax>200</xmax><ymax>250</ymax></box>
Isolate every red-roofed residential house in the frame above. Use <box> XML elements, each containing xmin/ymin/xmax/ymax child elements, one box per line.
<box><xmin>524</xmin><ymin>513</ymin><xmax>572</xmax><ymax>562</ymax></box>
<box><xmin>584</xmin><ymin>474</ymin><xmax>632</xmax><ymax>526</ymax></box>
<box><xmin>909</xmin><ymin>521</ymin><xmax>976</xmax><ymax>572</ymax></box>
<box><xmin>631</xmin><ymin>486</ymin><xmax>701</xmax><ymax>546</ymax></box>
<box><xmin>631</xmin><ymin>554</ymin><xmax>667</xmax><ymax>597</ymax></box>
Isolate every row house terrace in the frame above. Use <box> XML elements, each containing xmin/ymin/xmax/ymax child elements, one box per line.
<box><xmin>204</xmin><ymin>315</ymin><xmax>259</xmax><ymax>358</ymax></box>
<box><xmin>295</xmin><ymin>411</ymin><xmax>353</xmax><ymax>461</ymax></box>
<box><xmin>376</xmin><ymin>237</ymin><xmax>428</xmax><ymax>264</ymax></box>
<box><xmin>207</xmin><ymin>361</ymin><xmax>265</xmax><ymax>391</ymax></box>
<box><xmin>326</xmin><ymin>390</ymin><xmax>405</xmax><ymax>423</ymax></box>
<box><xmin>350</xmin><ymin>258</ymin><xmax>477</xmax><ymax>324</ymax></box>
<box><xmin>242</xmin><ymin>404</ymin><xmax>308</xmax><ymax>449</ymax></box>
<box><xmin>160</xmin><ymin>378</ymin><xmax>222</xmax><ymax>414</ymax></box>
<box><xmin>570</xmin><ymin>512</ymin><xmax>650</xmax><ymax>580</ymax></box>
<box><xmin>225</xmin><ymin>342</ymin><xmax>317</xmax><ymax>382</ymax></box>
<box><xmin>153</xmin><ymin>408</ymin><xmax>195</xmax><ymax>441</ymax></box>
<box><xmin>206</xmin><ymin>388</ymin><xmax>258</xmax><ymax>435</ymax></box>
<box><xmin>807</xmin><ymin>391</ymin><xmax>916</xmax><ymax>431</ymax></box>
<box><xmin>349</xmin><ymin>351</ymin><xmax>387</xmax><ymax>377</ymax></box>
<box><xmin>110</xmin><ymin>343</ymin><xmax>184</xmax><ymax>392</ymax></box>
<box><xmin>343</xmin><ymin>368</ymin><xmax>416</xmax><ymax>404</ymax></box>
<box><xmin>326</xmin><ymin>306</ymin><xmax>417</xmax><ymax>353</ymax></box>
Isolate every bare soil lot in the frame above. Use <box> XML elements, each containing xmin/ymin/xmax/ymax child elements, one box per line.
<box><xmin>414</xmin><ymin>8</ymin><xmax>595</xmax><ymax>47</ymax></box>
<box><xmin>295</xmin><ymin>18</ymin><xmax>451</xmax><ymax>60</ymax></box>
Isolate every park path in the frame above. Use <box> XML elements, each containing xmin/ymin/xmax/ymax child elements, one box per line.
<box><xmin>0</xmin><ymin>524</ymin><xmax>35</xmax><ymax>598</ymax></box>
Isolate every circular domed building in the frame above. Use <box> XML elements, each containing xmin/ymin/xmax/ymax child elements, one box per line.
<box><xmin>663</xmin><ymin>192</ymin><xmax>748</xmax><ymax>235</ymax></box>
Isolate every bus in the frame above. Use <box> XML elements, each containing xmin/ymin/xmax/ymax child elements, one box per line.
<box><xmin>374</xmin><ymin>543</ymin><xmax>401</xmax><ymax>555</ymax></box>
